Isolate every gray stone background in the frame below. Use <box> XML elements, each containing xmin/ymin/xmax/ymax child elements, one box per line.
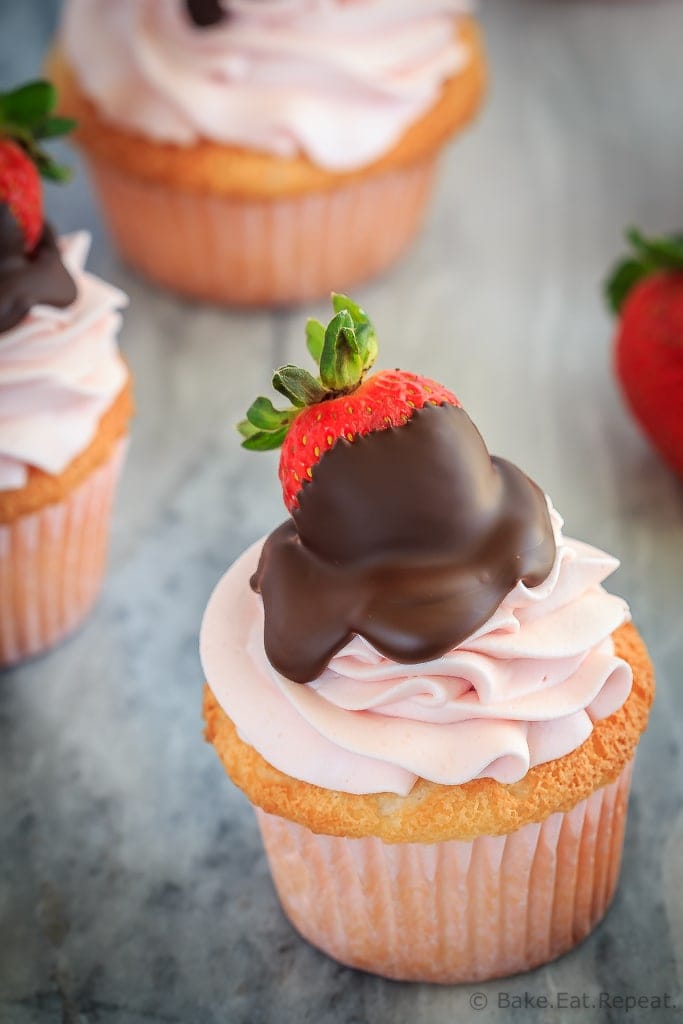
<box><xmin>1</xmin><ymin>1</ymin><xmax>682</xmax><ymax>1022</ymax></box>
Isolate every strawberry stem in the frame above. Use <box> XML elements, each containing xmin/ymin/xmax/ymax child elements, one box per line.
<box><xmin>238</xmin><ymin>294</ymin><xmax>378</xmax><ymax>451</ymax></box>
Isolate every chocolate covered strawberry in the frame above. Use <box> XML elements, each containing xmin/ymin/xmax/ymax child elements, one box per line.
<box><xmin>606</xmin><ymin>229</ymin><xmax>683</xmax><ymax>478</ymax></box>
<box><xmin>0</xmin><ymin>140</ymin><xmax>43</xmax><ymax>252</ymax></box>
<box><xmin>240</xmin><ymin>295</ymin><xmax>556</xmax><ymax>684</ymax></box>
<box><xmin>0</xmin><ymin>80</ymin><xmax>75</xmax><ymax>252</ymax></box>
<box><xmin>239</xmin><ymin>294</ymin><xmax>460</xmax><ymax>510</ymax></box>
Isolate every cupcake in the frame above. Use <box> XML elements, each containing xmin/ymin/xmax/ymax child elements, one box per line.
<box><xmin>0</xmin><ymin>82</ymin><xmax>133</xmax><ymax>668</ymax></box>
<box><xmin>50</xmin><ymin>1</ymin><xmax>486</xmax><ymax>306</ymax></box>
<box><xmin>200</xmin><ymin>297</ymin><xmax>654</xmax><ymax>983</ymax></box>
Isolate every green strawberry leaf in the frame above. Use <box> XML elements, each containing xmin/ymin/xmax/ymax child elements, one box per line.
<box><xmin>33</xmin><ymin>115</ymin><xmax>77</xmax><ymax>140</ymax></box>
<box><xmin>34</xmin><ymin>151</ymin><xmax>72</xmax><ymax>182</ymax></box>
<box><xmin>241</xmin><ymin>425</ymin><xmax>289</xmax><ymax>451</ymax></box>
<box><xmin>627</xmin><ymin>228</ymin><xmax>683</xmax><ymax>268</ymax></box>
<box><xmin>245</xmin><ymin>395</ymin><xmax>296</xmax><ymax>431</ymax></box>
<box><xmin>331</xmin><ymin>292</ymin><xmax>368</xmax><ymax>324</ymax></box>
<box><xmin>272</xmin><ymin>366</ymin><xmax>327</xmax><ymax>408</ymax></box>
<box><xmin>605</xmin><ymin>259</ymin><xmax>646</xmax><ymax>315</ymax></box>
<box><xmin>237</xmin><ymin>418</ymin><xmax>260</xmax><ymax>439</ymax></box>
<box><xmin>355</xmin><ymin>320</ymin><xmax>378</xmax><ymax>372</ymax></box>
<box><xmin>239</xmin><ymin>396</ymin><xmax>296</xmax><ymax>449</ymax></box>
<box><xmin>320</xmin><ymin>310</ymin><xmax>363</xmax><ymax>391</ymax></box>
<box><xmin>606</xmin><ymin>227</ymin><xmax>683</xmax><ymax>312</ymax></box>
<box><xmin>306</xmin><ymin>319</ymin><xmax>325</xmax><ymax>363</ymax></box>
<box><xmin>0</xmin><ymin>81</ymin><xmax>56</xmax><ymax>126</ymax></box>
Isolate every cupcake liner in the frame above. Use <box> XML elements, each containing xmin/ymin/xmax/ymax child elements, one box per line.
<box><xmin>83</xmin><ymin>155</ymin><xmax>440</xmax><ymax>306</ymax></box>
<box><xmin>0</xmin><ymin>440</ymin><xmax>128</xmax><ymax>669</ymax></box>
<box><xmin>255</xmin><ymin>761</ymin><xmax>633</xmax><ymax>983</ymax></box>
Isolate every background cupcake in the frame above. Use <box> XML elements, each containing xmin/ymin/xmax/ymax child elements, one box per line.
<box><xmin>200</xmin><ymin>299</ymin><xmax>655</xmax><ymax>982</ymax></box>
<box><xmin>49</xmin><ymin>0</ymin><xmax>486</xmax><ymax>306</ymax></box>
<box><xmin>0</xmin><ymin>80</ymin><xmax>133</xmax><ymax>667</ymax></box>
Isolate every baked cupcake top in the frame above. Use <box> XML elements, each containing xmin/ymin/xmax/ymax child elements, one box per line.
<box><xmin>200</xmin><ymin>298</ymin><xmax>633</xmax><ymax>795</ymax></box>
<box><xmin>60</xmin><ymin>0</ymin><xmax>473</xmax><ymax>171</ymax></box>
<box><xmin>0</xmin><ymin>80</ymin><xmax>127</xmax><ymax>491</ymax></box>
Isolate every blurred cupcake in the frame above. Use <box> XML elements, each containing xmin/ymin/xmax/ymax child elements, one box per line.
<box><xmin>200</xmin><ymin>297</ymin><xmax>654</xmax><ymax>982</ymax></box>
<box><xmin>0</xmin><ymin>81</ymin><xmax>132</xmax><ymax>668</ymax></box>
<box><xmin>50</xmin><ymin>1</ymin><xmax>486</xmax><ymax>306</ymax></box>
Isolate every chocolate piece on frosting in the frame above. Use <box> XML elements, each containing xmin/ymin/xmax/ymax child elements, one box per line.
<box><xmin>252</xmin><ymin>404</ymin><xmax>557</xmax><ymax>684</ymax></box>
<box><xmin>0</xmin><ymin>206</ymin><xmax>77</xmax><ymax>332</ymax></box>
<box><xmin>186</xmin><ymin>0</ymin><xmax>227</xmax><ymax>27</ymax></box>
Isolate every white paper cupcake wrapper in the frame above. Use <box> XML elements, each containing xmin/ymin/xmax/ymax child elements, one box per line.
<box><xmin>0</xmin><ymin>440</ymin><xmax>127</xmax><ymax>667</ymax></box>
<box><xmin>256</xmin><ymin>761</ymin><xmax>633</xmax><ymax>983</ymax></box>
<box><xmin>86</xmin><ymin>156</ymin><xmax>440</xmax><ymax>306</ymax></box>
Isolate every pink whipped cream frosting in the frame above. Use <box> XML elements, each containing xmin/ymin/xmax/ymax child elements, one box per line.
<box><xmin>60</xmin><ymin>0</ymin><xmax>473</xmax><ymax>172</ymax></box>
<box><xmin>200</xmin><ymin>504</ymin><xmax>633</xmax><ymax>796</ymax></box>
<box><xmin>0</xmin><ymin>233</ymin><xmax>128</xmax><ymax>492</ymax></box>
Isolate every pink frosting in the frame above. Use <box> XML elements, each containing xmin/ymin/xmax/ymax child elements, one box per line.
<box><xmin>60</xmin><ymin>0</ymin><xmax>473</xmax><ymax>172</ymax></box>
<box><xmin>200</xmin><ymin>505</ymin><xmax>633</xmax><ymax>796</ymax></box>
<box><xmin>0</xmin><ymin>233</ymin><xmax>128</xmax><ymax>491</ymax></box>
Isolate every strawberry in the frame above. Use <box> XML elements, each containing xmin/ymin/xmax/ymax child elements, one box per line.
<box><xmin>0</xmin><ymin>80</ymin><xmax>75</xmax><ymax>252</ymax></box>
<box><xmin>606</xmin><ymin>229</ymin><xmax>683</xmax><ymax>479</ymax></box>
<box><xmin>239</xmin><ymin>294</ymin><xmax>460</xmax><ymax>511</ymax></box>
<box><xmin>0</xmin><ymin>140</ymin><xmax>43</xmax><ymax>252</ymax></box>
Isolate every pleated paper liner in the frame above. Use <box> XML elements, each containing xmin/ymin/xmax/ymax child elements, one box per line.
<box><xmin>84</xmin><ymin>155</ymin><xmax>440</xmax><ymax>306</ymax></box>
<box><xmin>256</xmin><ymin>761</ymin><xmax>633</xmax><ymax>983</ymax></box>
<box><xmin>0</xmin><ymin>440</ymin><xmax>127</xmax><ymax>668</ymax></box>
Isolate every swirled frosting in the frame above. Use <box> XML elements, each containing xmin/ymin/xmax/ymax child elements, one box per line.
<box><xmin>60</xmin><ymin>0</ymin><xmax>474</xmax><ymax>171</ymax></box>
<box><xmin>0</xmin><ymin>232</ymin><xmax>128</xmax><ymax>491</ymax></box>
<box><xmin>200</xmin><ymin>505</ymin><xmax>633</xmax><ymax>796</ymax></box>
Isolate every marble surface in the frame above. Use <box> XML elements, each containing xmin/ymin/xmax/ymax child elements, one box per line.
<box><xmin>1</xmin><ymin>1</ymin><xmax>683</xmax><ymax>1022</ymax></box>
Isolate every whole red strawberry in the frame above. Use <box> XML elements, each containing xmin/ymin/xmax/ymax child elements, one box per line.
<box><xmin>606</xmin><ymin>229</ymin><xmax>683</xmax><ymax>479</ymax></box>
<box><xmin>0</xmin><ymin>80</ymin><xmax>75</xmax><ymax>253</ymax></box>
<box><xmin>239</xmin><ymin>294</ymin><xmax>460</xmax><ymax>510</ymax></box>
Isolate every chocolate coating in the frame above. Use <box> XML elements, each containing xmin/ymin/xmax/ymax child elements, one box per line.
<box><xmin>0</xmin><ymin>206</ymin><xmax>77</xmax><ymax>333</ymax></box>
<box><xmin>251</xmin><ymin>404</ymin><xmax>557</xmax><ymax>683</ymax></box>
<box><xmin>186</xmin><ymin>0</ymin><xmax>227</xmax><ymax>27</ymax></box>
